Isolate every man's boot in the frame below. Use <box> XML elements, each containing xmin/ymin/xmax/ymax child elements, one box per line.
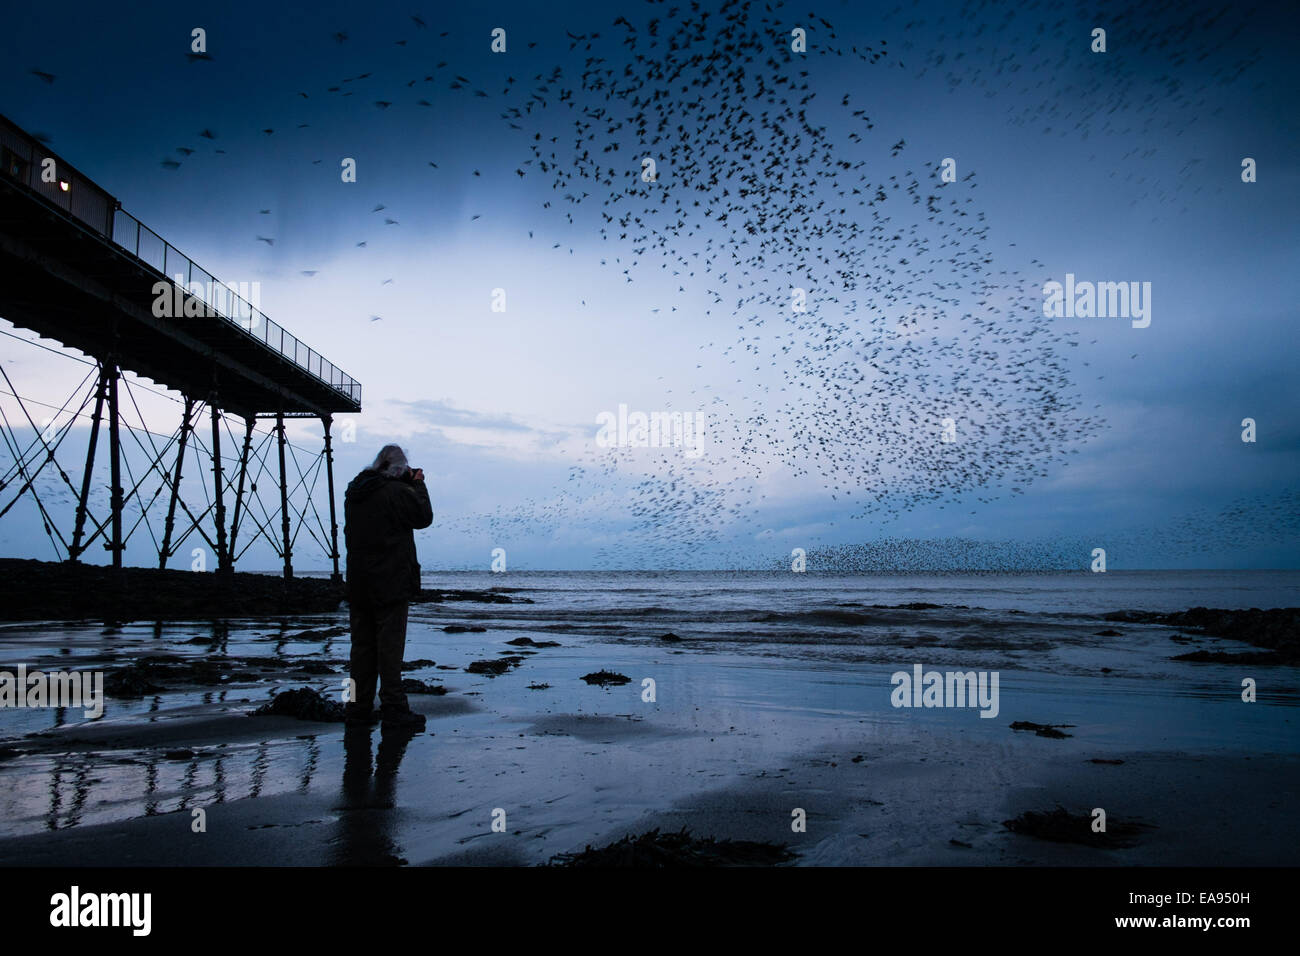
<box><xmin>344</xmin><ymin>702</ymin><xmax>379</xmax><ymax>726</ymax></box>
<box><xmin>380</xmin><ymin>706</ymin><xmax>426</xmax><ymax>731</ymax></box>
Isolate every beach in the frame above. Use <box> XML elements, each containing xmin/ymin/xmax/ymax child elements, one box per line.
<box><xmin>0</xmin><ymin>569</ymin><xmax>1297</xmax><ymax>866</ymax></box>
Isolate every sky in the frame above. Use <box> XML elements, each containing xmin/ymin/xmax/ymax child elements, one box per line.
<box><xmin>0</xmin><ymin>0</ymin><xmax>1297</xmax><ymax>571</ymax></box>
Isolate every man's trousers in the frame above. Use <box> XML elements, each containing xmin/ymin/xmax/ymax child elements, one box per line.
<box><xmin>348</xmin><ymin>599</ymin><xmax>410</xmax><ymax>713</ymax></box>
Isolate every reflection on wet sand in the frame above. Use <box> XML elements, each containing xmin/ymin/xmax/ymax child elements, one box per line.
<box><xmin>335</xmin><ymin>723</ymin><xmax>419</xmax><ymax>865</ymax></box>
<box><xmin>0</xmin><ymin>614</ymin><xmax>370</xmax><ymax>839</ymax></box>
<box><xmin>13</xmin><ymin>733</ymin><xmax>332</xmax><ymax>836</ymax></box>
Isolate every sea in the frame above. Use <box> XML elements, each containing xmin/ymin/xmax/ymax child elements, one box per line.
<box><xmin>412</xmin><ymin>568</ymin><xmax>1300</xmax><ymax>658</ymax></box>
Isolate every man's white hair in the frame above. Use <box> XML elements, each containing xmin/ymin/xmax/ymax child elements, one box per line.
<box><xmin>369</xmin><ymin>444</ymin><xmax>409</xmax><ymax>478</ymax></box>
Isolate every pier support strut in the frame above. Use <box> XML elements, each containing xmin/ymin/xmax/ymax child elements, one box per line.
<box><xmin>106</xmin><ymin>360</ymin><xmax>122</xmax><ymax>569</ymax></box>
<box><xmin>210</xmin><ymin>393</ymin><xmax>230</xmax><ymax>573</ymax></box>
<box><xmin>322</xmin><ymin>415</ymin><xmax>341</xmax><ymax>584</ymax></box>
<box><xmin>276</xmin><ymin>411</ymin><xmax>292</xmax><ymax>581</ymax></box>
<box><xmin>69</xmin><ymin>363</ymin><xmax>108</xmax><ymax>563</ymax></box>
<box><xmin>228</xmin><ymin>417</ymin><xmax>254</xmax><ymax>564</ymax></box>
<box><xmin>159</xmin><ymin>397</ymin><xmax>195</xmax><ymax>569</ymax></box>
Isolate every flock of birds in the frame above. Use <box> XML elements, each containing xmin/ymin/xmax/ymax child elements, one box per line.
<box><xmin>798</xmin><ymin>486</ymin><xmax>1300</xmax><ymax>572</ymax></box>
<box><xmin>20</xmin><ymin>0</ymin><xmax>1283</xmax><ymax>570</ymax></box>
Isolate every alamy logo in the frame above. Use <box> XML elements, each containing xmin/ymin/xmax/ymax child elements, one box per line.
<box><xmin>50</xmin><ymin>886</ymin><xmax>151</xmax><ymax>936</ymax></box>
<box><xmin>0</xmin><ymin>665</ymin><xmax>103</xmax><ymax>718</ymax></box>
<box><xmin>152</xmin><ymin>277</ymin><xmax>262</xmax><ymax>329</ymax></box>
<box><xmin>1042</xmin><ymin>274</ymin><xmax>1151</xmax><ymax>328</ymax></box>
<box><xmin>890</xmin><ymin>664</ymin><xmax>1000</xmax><ymax>718</ymax></box>
<box><xmin>595</xmin><ymin>403</ymin><xmax>707</xmax><ymax>459</ymax></box>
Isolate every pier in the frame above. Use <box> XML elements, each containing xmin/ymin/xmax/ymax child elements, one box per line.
<box><xmin>0</xmin><ymin>113</ymin><xmax>360</xmax><ymax>580</ymax></box>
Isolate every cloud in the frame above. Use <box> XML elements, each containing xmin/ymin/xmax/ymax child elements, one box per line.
<box><xmin>384</xmin><ymin>398</ymin><xmax>576</xmax><ymax>450</ymax></box>
<box><xmin>391</xmin><ymin>398</ymin><xmax>545</xmax><ymax>434</ymax></box>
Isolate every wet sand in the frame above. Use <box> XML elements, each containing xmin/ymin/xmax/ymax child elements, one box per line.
<box><xmin>0</xmin><ymin>596</ymin><xmax>1296</xmax><ymax>866</ymax></box>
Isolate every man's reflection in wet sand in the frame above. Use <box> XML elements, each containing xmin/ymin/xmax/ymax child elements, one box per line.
<box><xmin>334</xmin><ymin>723</ymin><xmax>419</xmax><ymax>865</ymax></box>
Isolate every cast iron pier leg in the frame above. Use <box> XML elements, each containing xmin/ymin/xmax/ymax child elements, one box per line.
<box><xmin>228</xmin><ymin>417</ymin><xmax>254</xmax><ymax>565</ymax></box>
<box><xmin>159</xmin><ymin>397</ymin><xmax>195</xmax><ymax>569</ymax></box>
<box><xmin>69</xmin><ymin>364</ymin><xmax>107</xmax><ymax>563</ymax></box>
<box><xmin>276</xmin><ymin>411</ymin><xmax>292</xmax><ymax>580</ymax></box>
<box><xmin>322</xmin><ymin>415</ymin><xmax>341</xmax><ymax>584</ymax></box>
<box><xmin>107</xmin><ymin>361</ymin><xmax>122</xmax><ymax>569</ymax></box>
<box><xmin>210</xmin><ymin>395</ymin><xmax>229</xmax><ymax>573</ymax></box>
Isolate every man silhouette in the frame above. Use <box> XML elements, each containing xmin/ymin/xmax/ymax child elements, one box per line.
<box><xmin>343</xmin><ymin>444</ymin><xmax>432</xmax><ymax>729</ymax></box>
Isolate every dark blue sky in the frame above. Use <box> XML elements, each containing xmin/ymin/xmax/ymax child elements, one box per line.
<box><xmin>1</xmin><ymin>0</ymin><xmax>1297</xmax><ymax>570</ymax></box>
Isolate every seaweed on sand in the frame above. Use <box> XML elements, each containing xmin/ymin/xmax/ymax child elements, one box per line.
<box><xmin>1172</xmin><ymin>649</ymin><xmax>1287</xmax><ymax>664</ymax></box>
<box><xmin>103</xmin><ymin>665</ymin><xmax>166</xmax><ymax>697</ymax></box>
<box><xmin>581</xmin><ymin>670</ymin><xmax>632</xmax><ymax>686</ymax></box>
<box><xmin>466</xmin><ymin>658</ymin><xmax>520</xmax><ymax>676</ymax></box>
<box><xmin>1002</xmin><ymin>807</ymin><xmax>1152</xmax><ymax>848</ymax></box>
<box><xmin>1104</xmin><ymin>607</ymin><xmax>1299</xmax><ymax>663</ymax></box>
<box><xmin>1009</xmin><ymin>721</ymin><xmax>1074</xmax><ymax>739</ymax></box>
<box><xmin>282</xmin><ymin>626</ymin><xmax>349</xmax><ymax>640</ymax></box>
<box><xmin>413</xmin><ymin>588</ymin><xmax>532</xmax><ymax>605</ymax></box>
<box><xmin>103</xmin><ymin>654</ymin><xmax>338</xmax><ymax>697</ymax></box>
<box><xmin>399</xmin><ymin>678</ymin><xmax>447</xmax><ymax>695</ymax></box>
<box><xmin>547</xmin><ymin>828</ymin><xmax>795</xmax><ymax>867</ymax></box>
<box><xmin>251</xmin><ymin>687</ymin><xmax>344</xmax><ymax>722</ymax></box>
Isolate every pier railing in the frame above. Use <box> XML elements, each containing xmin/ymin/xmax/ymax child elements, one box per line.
<box><xmin>110</xmin><ymin>209</ymin><xmax>361</xmax><ymax>404</ymax></box>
